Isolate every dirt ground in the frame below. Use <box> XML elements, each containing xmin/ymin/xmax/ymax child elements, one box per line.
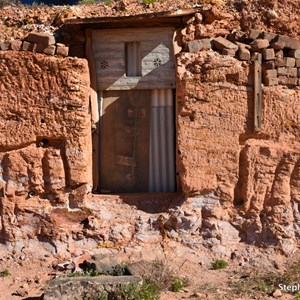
<box><xmin>0</xmin><ymin>240</ymin><xmax>298</xmax><ymax>300</ymax></box>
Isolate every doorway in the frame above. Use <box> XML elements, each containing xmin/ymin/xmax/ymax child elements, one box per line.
<box><xmin>99</xmin><ymin>89</ymin><xmax>175</xmax><ymax>193</ymax></box>
<box><xmin>91</xmin><ymin>27</ymin><xmax>176</xmax><ymax>193</ymax></box>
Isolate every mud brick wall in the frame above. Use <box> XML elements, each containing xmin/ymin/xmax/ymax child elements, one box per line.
<box><xmin>176</xmin><ymin>44</ymin><xmax>300</xmax><ymax>250</ymax></box>
<box><xmin>0</xmin><ymin>10</ymin><xmax>299</xmax><ymax>253</ymax></box>
<box><xmin>182</xmin><ymin>21</ymin><xmax>300</xmax><ymax>87</ymax></box>
<box><xmin>0</xmin><ymin>51</ymin><xmax>91</xmax><ymax>241</ymax></box>
<box><xmin>0</xmin><ymin>32</ymin><xmax>70</xmax><ymax>57</ymax></box>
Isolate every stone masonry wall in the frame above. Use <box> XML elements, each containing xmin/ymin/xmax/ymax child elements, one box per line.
<box><xmin>0</xmin><ymin>51</ymin><xmax>91</xmax><ymax>242</ymax></box>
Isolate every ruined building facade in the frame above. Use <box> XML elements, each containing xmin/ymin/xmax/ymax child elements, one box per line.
<box><xmin>0</xmin><ymin>7</ymin><xmax>299</xmax><ymax>255</ymax></box>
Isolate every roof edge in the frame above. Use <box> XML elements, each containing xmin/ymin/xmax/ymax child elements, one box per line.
<box><xmin>64</xmin><ymin>8</ymin><xmax>200</xmax><ymax>25</ymax></box>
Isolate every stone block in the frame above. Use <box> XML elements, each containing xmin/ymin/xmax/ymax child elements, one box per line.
<box><xmin>85</xmin><ymin>254</ymin><xmax>118</xmax><ymax>275</ymax></box>
<box><xmin>251</xmin><ymin>39</ymin><xmax>270</xmax><ymax>51</ymax></box>
<box><xmin>264</xmin><ymin>77</ymin><xmax>278</xmax><ymax>86</ymax></box>
<box><xmin>262</xmin><ymin>48</ymin><xmax>275</xmax><ymax>60</ymax></box>
<box><xmin>263</xmin><ymin>69</ymin><xmax>277</xmax><ymax>78</ymax></box>
<box><xmin>278</xmin><ymin>76</ymin><xmax>298</xmax><ymax>86</ymax></box>
<box><xmin>187</xmin><ymin>39</ymin><xmax>212</xmax><ymax>53</ymax></box>
<box><xmin>261</xmin><ymin>32</ymin><xmax>277</xmax><ymax>42</ymax></box>
<box><xmin>298</xmin><ymin>68</ymin><xmax>300</xmax><ymax>77</ymax></box>
<box><xmin>43</xmin><ymin>276</ymin><xmax>143</xmax><ymax>300</ymax></box>
<box><xmin>264</xmin><ymin>61</ymin><xmax>275</xmax><ymax>69</ymax></box>
<box><xmin>285</xmin><ymin>57</ymin><xmax>296</xmax><ymax>67</ymax></box>
<box><xmin>237</xmin><ymin>45</ymin><xmax>250</xmax><ymax>61</ymax></box>
<box><xmin>249</xmin><ymin>29</ymin><xmax>262</xmax><ymax>40</ymax></box>
<box><xmin>275</xmin><ymin>57</ymin><xmax>285</xmax><ymax>67</ymax></box>
<box><xmin>271</xmin><ymin>39</ymin><xmax>285</xmax><ymax>50</ymax></box>
<box><xmin>263</xmin><ymin>69</ymin><xmax>277</xmax><ymax>85</ymax></box>
<box><xmin>287</xmin><ymin>67</ymin><xmax>297</xmax><ymax>77</ymax></box>
<box><xmin>10</xmin><ymin>40</ymin><xmax>22</xmax><ymax>51</ymax></box>
<box><xmin>227</xmin><ymin>31</ymin><xmax>247</xmax><ymax>43</ymax></box>
<box><xmin>22</xmin><ymin>41</ymin><xmax>36</xmax><ymax>52</ymax></box>
<box><xmin>236</xmin><ymin>41</ymin><xmax>251</xmax><ymax>50</ymax></box>
<box><xmin>288</xmin><ymin>78</ymin><xmax>298</xmax><ymax>85</ymax></box>
<box><xmin>212</xmin><ymin>36</ymin><xmax>238</xmax><ymax>51</ymax></box>
<box><xmin>277</xmin><ymin>67</ymin><xmax>287</xmax><ymax>76</ymax></box>
<box><xmin>278</xmin><ymin>76</ymin><xmax>287</xmax><ymax>85</ymax></box>
<box><xmin>271</xmin><ymin>35</ymin><xmax>300</xmax><ymax>50</ymax></box>
<box><xmin>281</xmin><ymin>35</ymin><xmax>300</xmax><ymax>50</ymax></box>
<box><xmin>288</xmin><ymin>50</ymin><xmax>300</xmax><ymax>59</ymax></box>
<box><xmin>56</xmin><ymin>45</ymin><xmax>69</xmax><ymax>57</ymax></box>
<box><xmin>44</xmin><ymin>45</ymin><xmax>56</xmax><ymax>56</ymax></box>
<box><xmin>222</xmin><ymin>48</ymin><xmax>237</xmax><ymax>56</ymax></box>
<box><xmin>35</xmin><ymin>43</ymin><xmax>47</xmax><ymax>53</ymax></box>
<box><xmin>26</xmin><ymin>32</ymin><xmax>55</xmax><ymax>47</ymax></box>
<box><xmin>296</xmin><ymin>59</ymin><xmax>300</xmax><ymax>67</ymax></box>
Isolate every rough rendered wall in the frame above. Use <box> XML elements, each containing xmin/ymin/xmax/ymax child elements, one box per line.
<box><xmin>177</xmin><ymin>50</ymin><xmax>300</xmax><ymax>252</ymax></box>
<box><xmin>0</xmin><ymin>52</ymin><xmax>91</xmax><ymax>242</ymax></box>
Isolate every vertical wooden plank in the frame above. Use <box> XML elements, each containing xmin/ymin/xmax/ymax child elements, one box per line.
<box><xmin>254</xmin><ymin>53</ymin><xmax>262</xmax><ymax>131</ymax></box>
<box><xmin>86</xmin><ymin>28</ymin><xmax>100</xmax><ymax>192</ymax></box>
<box><xmin>100</xmin><ymin>90</ymin><xmax>151</xmax><ymax>193</ymax></box>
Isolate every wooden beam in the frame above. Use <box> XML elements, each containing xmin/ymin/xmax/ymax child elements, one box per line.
<box><xmin>85</xmin><ymin>28</ymin><xmax>100</xmax><ymax>192</ymax></box>
<box><xmin>64</xmin><ymin>9</ymin><xmax>200</xmax><ymax>26</ymax></box>
<box><xmin>254</xmin><ymin>53</ymin><xmax>262</xmax><ymax>131</ymax></box>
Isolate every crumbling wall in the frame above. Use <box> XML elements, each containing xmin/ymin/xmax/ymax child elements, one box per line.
<box><xmin>0</xmin><ymin>4</ymin><xmax>300</xmax><ymax>255</ymax></box>
<box><xmin>176</xmin><ymin>40</ymin><xmax>300</xmax><ymax>252</ymax></box>
<box><xmin>0</xmin><ymin>51</ymin><xmax>91</xmax><ymax>242</ymax></box>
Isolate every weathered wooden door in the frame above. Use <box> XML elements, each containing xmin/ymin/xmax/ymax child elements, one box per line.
<box><xmin>100</xmin><ymin>90</ymin><xmax>151</xmax><ymax>193</ymax></box>
<box><xmin>92</xmin><ymin>27</ymin><xmax>176</xmax><ymax>193</ymax></box>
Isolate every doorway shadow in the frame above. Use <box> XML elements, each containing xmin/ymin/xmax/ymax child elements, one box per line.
<box><xmin>118</xmin><ymin>192</ymin><xmax>185</xmax><ymax>214</ymax></box>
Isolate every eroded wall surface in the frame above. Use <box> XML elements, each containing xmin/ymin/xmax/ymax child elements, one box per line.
<box><xmin>0</xmin><ymin>26</ymin><xmax>300</xmax><ymax>256</ymax></box>
<box><xmin>176</xmin><ymin>50</ymin><xmax>300</xmax><ymax>252</ymax></box>
<box><xmin>0</xmin><ymin>51</ymin><xmax>91</xmax><ymax>242</ymax></box>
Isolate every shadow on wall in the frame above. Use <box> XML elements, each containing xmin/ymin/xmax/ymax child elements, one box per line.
<box><xmin>120</xmin><ymin>193</ymin><xmax>185</xmax><ymax>214</ymax></box>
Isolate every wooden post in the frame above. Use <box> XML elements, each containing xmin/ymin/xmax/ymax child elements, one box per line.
<box><xmin>254</xmin><ymin>53</ymin><xmax>262</xmax><ymax>131</ymax></box>
<box><xmin>85</xmin><ymin>29</ymin><xmax>100</xmax><ymax>192</ymax></box>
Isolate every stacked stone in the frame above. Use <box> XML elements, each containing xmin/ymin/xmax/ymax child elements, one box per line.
<box><xmin>0</xmin><ymin>32</ymin><xmax>69</xmax><ymax>57</ymax></box>
<box><xmin>186</xmin><ymin>28</ymin><xmax>300</xmax><ymax>87</ymax></box>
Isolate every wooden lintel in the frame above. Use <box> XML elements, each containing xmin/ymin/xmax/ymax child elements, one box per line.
<box><xmin>64</xmin><ymin>9</ymin><xmax>200</xmax><ymax>26</ymax></box>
